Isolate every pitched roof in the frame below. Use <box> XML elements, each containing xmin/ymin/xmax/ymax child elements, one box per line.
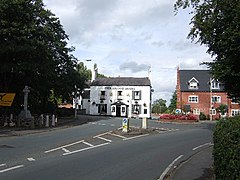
<box><xmin>179</xmin><ymin>70</ymin><xmax>224</xmax><ymax>92</ymax></box>
<box><xmin>91</xmin><ymin>77</ymin><xmax>151</xmax><ymax>86</ymax></box>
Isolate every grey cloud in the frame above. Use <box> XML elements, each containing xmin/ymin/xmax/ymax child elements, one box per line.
<box><xmin>119</xmin><ymin>61</ymin><xmax>149</xmax><ymax>73</ymax></box>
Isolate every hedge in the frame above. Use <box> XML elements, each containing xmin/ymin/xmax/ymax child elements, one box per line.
<box><xmin>213</xmin><ymin>116</ymin><xmax>240</xmax><ymax>180</ymax></box>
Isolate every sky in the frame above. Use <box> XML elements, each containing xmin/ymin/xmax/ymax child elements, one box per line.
<box><xmin>43</xmin><ymin>0</ymin><xmax>213</xmax><ymax>105</ymax></box>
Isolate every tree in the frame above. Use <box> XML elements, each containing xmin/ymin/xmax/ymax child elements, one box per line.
<box><xmin>174</xmin><ymin>0</ymin><xmax>240</xmax><ymax>100</ymax></box>
<box><xmin>168</xmin><ymin>90</ymin><xmax>177</xmax><ymax>113</ymax></box>
<box><xmin>152</xmin><ymin>98</ymin><xmax>167</xmax><ymax>114</ymax></box>
<box><xmin>0</xmin><ymin>0</ymin><xmax>85</xmax><ymax>113</ymax></box>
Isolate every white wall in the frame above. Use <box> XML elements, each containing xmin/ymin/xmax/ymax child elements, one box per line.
<box><xmin>89</xmin><ymin>85</ymin><xmax>151</xmax><ymax>118</ymax></box>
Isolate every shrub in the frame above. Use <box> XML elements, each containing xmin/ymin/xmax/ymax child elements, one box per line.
<box><xmin>199</xmin><ymin>112</ymin><xmax>207</xmax><ymax>120</ymax></box>
<box><xmin>213</xmin><ymin>116</ymin><xmax>240</xmax><ymax>180</ymax></box>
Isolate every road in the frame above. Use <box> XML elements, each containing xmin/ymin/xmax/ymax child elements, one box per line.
<box><xmin>0</xmin><ymin>117</ymin><xmax>214</xmax><ymax>180</ymax></box>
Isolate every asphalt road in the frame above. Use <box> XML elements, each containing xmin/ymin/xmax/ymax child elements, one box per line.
<box><xmin>0</xmin><ymin>117</ymin><xmax>214</xmax><ymax>180</ymax></box>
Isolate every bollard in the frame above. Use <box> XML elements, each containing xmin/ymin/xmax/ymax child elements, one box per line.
<box><xmin>142</xmin><ymin>117</ymin><xmax>148</xmax><ymax>129</ymax></box>
<box><xmin>39</xmin><ymin>114</ymin><xmax>44</xmax><ymax>127</ymax></box>
<box><xmin>52</xmin><ymin>114</ymin><xmax>55</xmax><ymax>127</ymax></box>
<box><xmin>55</xmin><ymin>116</ymin><xmax>58</xmax><ymax>126</ymax></box>
<box><xmin>45</xmin><ymin>115</ymin><xmax>49</xmax><ymax>127</ymax></box>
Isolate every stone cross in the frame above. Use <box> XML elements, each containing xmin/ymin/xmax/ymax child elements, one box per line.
<box><xmin>23</xmin><ymin>86</ymin><xmax>30</xmax><ymax>112</ymax></box>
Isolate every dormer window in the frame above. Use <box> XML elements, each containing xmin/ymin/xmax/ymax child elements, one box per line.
<box><xmin>188</xmin><ymin>77</ymin><xmax>199</xmax><ymax>89</ymax></box>
<box><xmin>211</xmin><ymin>79</ymin><xmax>220</xmax><ymax>90</ymax></box>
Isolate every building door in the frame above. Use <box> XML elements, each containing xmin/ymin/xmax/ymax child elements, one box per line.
<box><xmin>116</xmin><ymin>105</ymin><xmax>121</xmax><ymax>117</ymax></box>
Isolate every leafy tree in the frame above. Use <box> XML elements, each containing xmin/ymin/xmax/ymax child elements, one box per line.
<box><xmin>0</xmin><ymin>0</ymin><xmax>85</xmax><ymax>113</ymax></box>
<box><xmin>168</xmin><ymin>90</ymin><xmax>177</xmax><ymax>112</ymax></box>
<box><xmin>174</xmin><ymin>0</ymin><xmax>240</xmax><ymax>100</ymax></box>
<box><xmin>152</xmin><ymin>98</ymin><xmax>167</xmax><ymax>114</ymax></box>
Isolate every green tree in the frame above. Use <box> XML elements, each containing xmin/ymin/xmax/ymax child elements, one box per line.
<box><xmin>152</xmin><ymin>98</ymin><xmax>167</xmax><ymax>114</ymax></box>
<box><xmin>174</xmin><ymin>0</ymin><xmax>240</xmax><ymax>100</ymax></box>
<box><xmin>0</xmin><ymin>0</ymin><xmax>84</xmax><ymax>113</ymax></box>
<box><xmin>168</xmin><ymin>90</ymin><xmax>177</xmax><ymax>113</ymax></box>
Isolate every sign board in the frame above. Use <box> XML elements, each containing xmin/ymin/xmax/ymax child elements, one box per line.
<box><xmin>0</xmin><ymin>93</ymin><xmax>16</xmax><ymax>106</ymax></box>
<box><xmin>175</xmin><ymin>109</ymin><xmax>181</xmax><ymax>114</ymax></box>
<box><xmin>122</xmin><ymin>118</ymin><xmax>129</xmax><ymax>132</ymax></box>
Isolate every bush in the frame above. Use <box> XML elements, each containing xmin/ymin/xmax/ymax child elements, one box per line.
<box><xmin>213</xmin><ymin>116</ymin><xmax>240</xmax><ymax>180</ymax></box>
<box><xmin>199</xmin><ymin>112</ymin><xmax>207</xmax><ymax>120</ymax></box>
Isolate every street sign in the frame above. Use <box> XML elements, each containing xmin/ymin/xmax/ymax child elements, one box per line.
<box><xmin>122</xmin><ymin>118</ymin><xmax>129</xmax><ymax>132</ymax></box>
<box><xmin>0</xmin><ymin>93</ymin><xmax>16</xmax><ymax>106</ymax></box>
<box><xmin>175</xmin><ymin>109</ymin><xmax>181</xmax><ymax>114</ymax></box>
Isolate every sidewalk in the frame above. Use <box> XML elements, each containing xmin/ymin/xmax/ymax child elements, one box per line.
<box><xmin>170</xmin><ymin>146</ymin><xmax>214</xmax><ymax>180</ymax></box>
<box><xmin>0</xmin><ymin>115</ymin><xmax>109</xmax><ymax>137</ymax></box>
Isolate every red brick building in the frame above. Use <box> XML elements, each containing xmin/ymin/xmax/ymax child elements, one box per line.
<box><xmin>176</xmin><ymin>68</ymin><xmax>240</xmax><ymax>120</ymax></box>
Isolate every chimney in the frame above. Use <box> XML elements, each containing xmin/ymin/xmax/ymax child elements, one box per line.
<box><xmin>91</xmin><ymin>67</ymin><xmax>98</xmax><ymax>82</ymax></box>
<box><xmin>148</xmin><ymin>66</ymin><xmax>152</xmax><ymax>85</ymax></box>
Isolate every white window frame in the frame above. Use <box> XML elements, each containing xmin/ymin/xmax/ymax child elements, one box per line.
<box><xmin>188</xmin><ymin>77</ymin><xmax>199</xmax><ymax>90</ymax></box>
<box><xmin>211</xmin><ymin>79</ymin><xmax>220</xmax><ymax>90</ymax></box>
<box><xmin>211</xmin><ymin>96</ymin><xmax>221</xmax><ymax>103</ymax></box>
<box><xmin>188</xmin><ymin>95</ymin><xmax>199</xmax><ymax>103</ymax></box>
<box><xmin>210</xmin><ymin>109</ymin><xmax>216</xmax><ymax>115</ymax></box>
<box><xmin>231</xmin><ymin>109</ymin><xmax>240</xmax><ymax>116</ymax></box>
<box><xmin>193</xmin><ymin>108</ymin><xmax>200</xmax><ymax>115</ymax></box>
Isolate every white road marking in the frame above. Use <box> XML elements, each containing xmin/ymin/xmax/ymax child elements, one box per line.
<box><xmin>158</xmin><ymin>155</ymin><xmax>183</xmax><ymax>180</ymax></box>
<box><xmin>63</xmin><ymin>143</ymin><xmax>110</xmax><ymax>156</ymax></box>
<box><xmin>93</xmin><ymin>132</ymin><xmax>111</xmax><ymax>138</ymax></box>
<box><xmin>110</xmin><ymin>124</ymin><xmax>115</xmax><ymax>126</ymax></box>
<box><xmin>45</xmin><ymin>140</ymin><xmax>84</xmax><ymax>153</ymax></box>
<box><xmin>110</xmin><ymin>133</ymin><xmax>127</xmax><ymax>139</ymax></box>
<box><xmin>27</xmin><ymin>158</ymin><xmax>36</xmax><ymax>162</ymax></box>
<box><xmin>192</xmin><ymin>142</ymin><xmax>213</xmax><ymax>151</ymax></box>
<box><xmin>0</xmin><ymin>165</ymin><xmax>24</xmax><ymax>173</ymax></box>
<box><xmin>95</xmin><ymin>136</ymin><xmax>112</xmax><ymax>142</ymax></box>
<box><xmin>62</xmin><ymin>148</ymin><xmax>70</xmax><ymax>153</ymax></box>
<box><xmin>83</xmin><ymin>141</ymin><xmax>94</xmax><ymax>147</ymax></box>
<box><xmin>0</xmin><ymin>164</ymin><xmax>6</xmax><ymax>167</ymax></box>
<box><xmin>123</xmin><ymin>134</ymin><xmax>149</xmax><ymax>141</ymax></box>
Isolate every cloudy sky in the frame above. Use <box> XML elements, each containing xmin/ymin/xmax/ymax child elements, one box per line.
<box><xmin>43</xmin><ymin>0</ymin><xmax>212</xmax><ymax>105</ymax></box>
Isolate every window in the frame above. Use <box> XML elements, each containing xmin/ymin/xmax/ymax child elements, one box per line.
<box><xmin>132</xmin><ymin>104</ymin><xmax>140</xmax><ymax>114</ymax></box>
<box><xmin>211</xmin><ymin>96</ymin><xmax>221</xmax><ymax>103</ymax></box>
<box><xmin>231</xmin><ymin>109</ymin><xmax>240</xmax><ymax>116</ymax></box>
<box><xmin>188</xmin><ymin>95</ymin><xmax>198</xmax><ymax>103</ymax></box>
<box><xmin>117</xmin><ymin>91</ymin><xmax>122</xmax><ymax>96</ymax></box>
<box><xmin>100</xmin><ymin>91</ymin><xmax>106</xmax><ymax>100</ymax></box>
<box><xmin>98</xmin><ymin>104</ymin><xmax>107</xmax><ymax>114</ymax></box>
<box><xmin>133</xmin><ymin>91</ymin><xmax>141</xmax><ymax>100</ymax></box>
<box><xmin>231</xmin><ymin>98</ymin><xmax>239</xmax><ymax>104</ymax></box>
<box><xmin>122</xmin><ymin>107</ymin><xmax>125</xmax><ymax>112</ymax></box>
<box><xmin>211</xmin><ymin>79</ymin><xmax>220</xmax><ymax>89</ymax></box>
<box><xmin>210</xmin><ymin>109</ymin><xmax>216</xmax><ymax>115</ymax></box>
<box><xmin>193</xmin><ymin>108</ymin><xmax>200</xmax><ymax>115</ymax></box>
<box><xmin>117</xmin><ymin>91</ymin><xmax>123</xmax><ymax>100</ymax></box>
<box><xmin>111</xmin><ymin>106</ymin><xmax>115</xmax><ymax>112</ymax></box>
<box><xmin>188</xmin><ymin>77</ymin><xmax>199</xmax><ymax>89</ymax></box>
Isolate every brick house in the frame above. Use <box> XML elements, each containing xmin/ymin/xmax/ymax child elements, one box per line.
<box><xmin>176</xmin><ymin>68</ymin><xmax>240</xmax><ymax>120</ymax></box>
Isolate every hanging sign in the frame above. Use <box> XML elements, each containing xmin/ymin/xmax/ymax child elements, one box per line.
<box><xmin>0</xmin><ymin>93</ymin><xmax>16</xmax><ymax>106</ymax></box>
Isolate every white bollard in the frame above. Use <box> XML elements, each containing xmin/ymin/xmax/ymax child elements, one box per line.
<box><xmin>142</xmin><ymin>117</ymin><xmax>148</xmax><ymax>129</ymax></box>
<box><xmin>45</xmin><ymin>115</ymin><xmax>49</xmax><ymax>127</ymax></box>
<box><xmin>55</xmin><ymin>116</ymin><xmax>58</xmax><ymax>125</ymax></box>
<box><xmin>52</xmin><ymin>114</ymin><xmax>55</xmax><ymax>127</ymax></box>
<box><xmin>40</xmin><ymin>114</ymin><xmax>44</xmax><ymax>127</ymax></box>
<box><xmin>10</xmin><ymin>114</ymin><xmax>13</xmax><ymax>121</ymax></box>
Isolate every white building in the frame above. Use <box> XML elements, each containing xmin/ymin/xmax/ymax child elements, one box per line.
<box><xmin>89</xmin><ymin>77</ymin><xmax>152</xmax><ymax>118</ymax></box>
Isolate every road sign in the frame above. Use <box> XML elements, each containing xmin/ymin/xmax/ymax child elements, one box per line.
<box><xmin>175</xmin><ymin>109</ymin><xmax>181</xmax><ymax>114</ymax></box>
<box><xmin>122</xmin><ymin>118</ymin><xmax>129</xmax><ymax>132</ymax></box>
<box><xmin>0</xmin><ymin>93</ymin><xmax>16</xmax><ymax>106</ymax></box>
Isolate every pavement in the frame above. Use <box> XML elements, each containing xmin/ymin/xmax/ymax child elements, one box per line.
<box><xmin>0</xmin><ymin>115</ymin><xmax>215</xmax><ymax>180</ymax></box>
<box><xmin>168</xmin><ymin>146</ymin><xmax>214</xmax><ymax>180</ymax></box>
